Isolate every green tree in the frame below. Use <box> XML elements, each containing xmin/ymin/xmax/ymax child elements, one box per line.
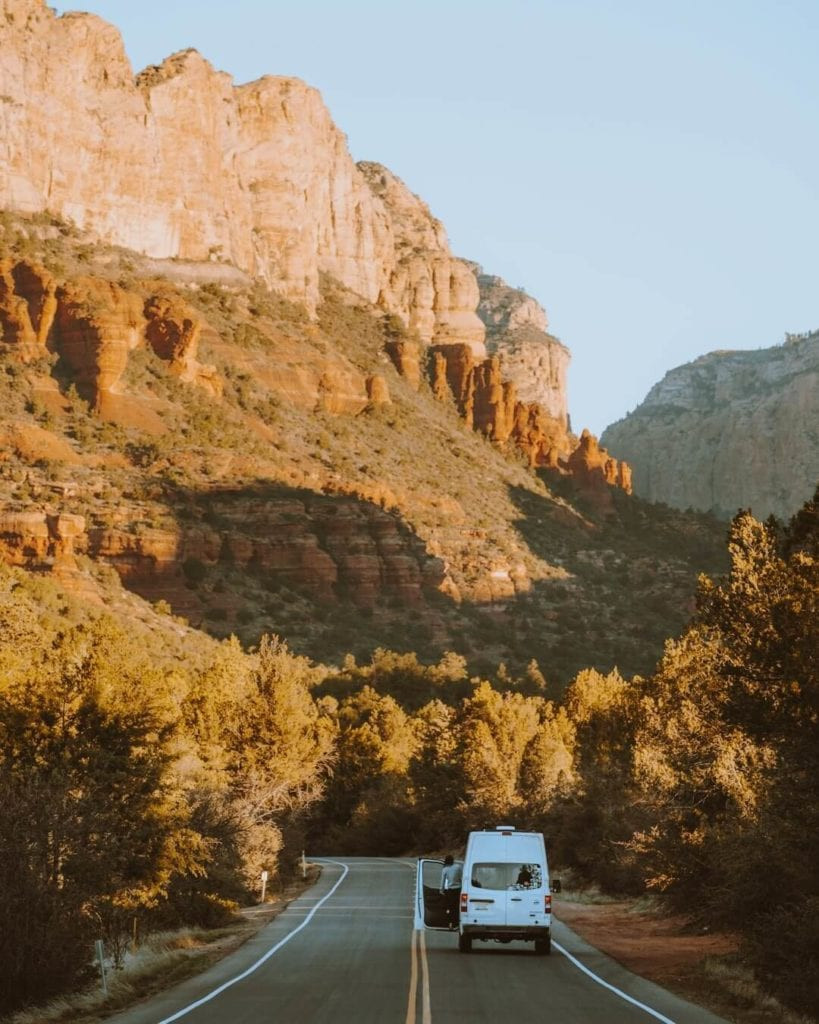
<box><xmin>553</xmin><ymin>668</ymin><xmax>644</xmax><ymax>890</ymax></box>
<box><xmin>0</xmin><ymin>618</ymin><xmax>203</xmax><ymax>1011</ymax></box>
<box><xmin>316</xmin><ymin>686</ymin><xmax>418</xmax><ymax>853</ymax></box>
<box><xmin>222</xmin><ymin>636</ymin><xmax>335</xmax><ymax>883</ymax></box>
<box><xmin>627</xmin><ymin>499</ymin><xmax>819</xmax><ymax>1014</ymax></box>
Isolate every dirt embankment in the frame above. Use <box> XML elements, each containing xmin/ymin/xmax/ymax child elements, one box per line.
<box><xmin>555</xmin><ymin>896</ymin><xmax>813</xmax><ymax>1024</ymax></box>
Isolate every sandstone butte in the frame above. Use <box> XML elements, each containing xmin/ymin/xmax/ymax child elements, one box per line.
<box><xmin>0</xmin><ymin>0</ymin><xmax>634</xmax><ymax>608</ymax></box>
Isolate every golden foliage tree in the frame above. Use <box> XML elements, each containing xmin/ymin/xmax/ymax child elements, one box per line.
<box><xmin>627</xmin><ymin>495</ymin><xmax>819</xmax><ymax>1014</ymax></box>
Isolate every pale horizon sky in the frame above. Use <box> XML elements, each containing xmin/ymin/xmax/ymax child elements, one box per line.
<box><xmin>54</xmin><ymin>0</ymin><xmax>819</xmax><ymax>436</ymax></box>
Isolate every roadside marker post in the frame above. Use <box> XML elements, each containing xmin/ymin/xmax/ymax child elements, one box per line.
<box><xmin>260</xmin><ymin>869</ymin><xmax>268</xmax><ymax>903</ymax></box>
<box><xmin>95</xmin><ymin>939</ymin><xmax>108</xmax><ymax>996</ymax></box>
<box><xmin>301</xmin><ymin>850</ymin><xmax>307</xmax><ymax>878</ymax></box>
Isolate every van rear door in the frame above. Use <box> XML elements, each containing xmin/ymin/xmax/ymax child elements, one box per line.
<box><xmin>464</xmin><ymin>860</ymin><xmax>508</xmax><ymax>929</ymax></box>
<box><xmin>502</xmin><ymin>833</ymin><xmax>548</xmax><ymax>929</ymax></box>
<box><xmin>415</xmin><ymin>858</ymin><xmax>462</xmax><ymax>930</ymax></box>
<box><xmin>503</xmin><ymin>861</ymin><xmax>546</xmax><ymax>929</ymax></box>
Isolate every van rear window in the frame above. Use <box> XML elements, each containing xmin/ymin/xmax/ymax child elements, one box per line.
<box><xmin>470</xmin><ymin>863</ymin><xmax>543</xmax><ymax>890</ymax></box>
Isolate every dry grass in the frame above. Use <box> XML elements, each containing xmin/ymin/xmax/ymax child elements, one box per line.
<box><xmin>5</xmin><ymin>929</ymin><xmax>229</xmax><ymax>1024</ymax></box>
<box><xmin>700</xmin><ymin>957</ymin><xmax>816</xmax><ymax>1024</ymax></box>
<box><xmin>555</xmin><ymin>884</ymin><xmax>623</xmax><ymax>906</ymax></box>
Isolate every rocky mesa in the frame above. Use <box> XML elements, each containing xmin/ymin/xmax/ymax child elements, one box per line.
<box><xmin>601</xmin><ymin>330</ymin><xmax>819</xmax><ymax>520</ymax></box>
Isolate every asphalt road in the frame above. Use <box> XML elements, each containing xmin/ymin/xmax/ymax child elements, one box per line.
<box><xmin>106</xmin><ymin>857</ymin><xmax>729</xmax><ymax>1024</ymax></box>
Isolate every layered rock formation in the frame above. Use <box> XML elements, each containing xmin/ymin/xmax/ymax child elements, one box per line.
<box><xmin>0</xmin><ymin>252</ymin><xmax>397</xmax><ymax>423</ymax></box>
<box><xmin>0</xmin><ymin>508</ymin><xmax>85</xmax><ymax>569</ymax></box>
<box><xmin>425</xmin><ymin>342</ymin><xmax>631</xmax><ymax>501</ymax></box>
<box><xmin>421</xmin><ymin>270</ymin><xmax>632</xmax><ymax>501</ymax></box>
<box><xmin>0</xmin><ymin>257</ymin><xmax>56</xmax><ymax>358</ymax></box>
<box><xmin>54</xmin><ymin>277</ymin><xmax>144</xmax><ymax>406</ymax></box>
<box><xmin>384</xmin><ymin>339</ymin><xmax>421</xmax><ymax>391</ymax></box>
<box><xmin>0</xmin><ymin>256</ymin><xmax>220</xmax><ymax>407</ymax></box>
<box><xmin>143</xmin><ymin>293</ymin><xmax>222</xmax><ymax>396</ymax></box>
<box><xmin>0</xmin><ymin>0</ymin><xmax>484</xmax><ymax>352</ymax></box>
<box><xmin>601</xmin><ymin>331</ymin><xmax>819</xmax><ymax>519</ymax></box>
<box><xmin>565</xmin><ymin>429</ymin><xmax>633</xmax><ymax>512</ymax></box>
<box><xmin>471</xmin><ymin>267</ymin><xmax>570</xmax><ymax>427</ymax></box>
<box><xmin>0</xmin><ymin>495</ymin><xmax>444</xmax><ymax>609</ymax></box>
<box><xmin>0</xmin><ymin>0</ymin><xmax>609</xmax><ymax>471</ymax></box>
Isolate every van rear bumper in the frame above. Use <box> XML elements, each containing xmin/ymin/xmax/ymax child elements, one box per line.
<box><xmin>461</xmin><ymin>925</ymin><xmax>550</xmax><ymax>942</ymax></box>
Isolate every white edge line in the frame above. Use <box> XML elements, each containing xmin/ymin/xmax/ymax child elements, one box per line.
<box><xmin>553</xmin><ymin>939</ymin><xmax>677</xmax><ymax>1024</ymax></box>
<box><xmin>157</xmin><ymin>859</ymin><xmax>349</xmax><ymax>1024</ymax></box>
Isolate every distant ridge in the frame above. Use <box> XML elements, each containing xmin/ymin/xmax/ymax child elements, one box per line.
<box><xmin>602</xmin><ymin>330</ymin><xmax>819</xmax><ymax>520</ymax></box>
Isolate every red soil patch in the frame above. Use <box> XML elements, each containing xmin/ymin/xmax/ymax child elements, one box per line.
<box><xmin>0</xmin><ymin>419</ymin><xmax>82</xmax><ymax>464</ymax></box>
<box><xmin>97</xmin><ymin>391</ymin><xmax>167</xmax><ymax>434</ymax></box>
<box><xmin>555</xmin><ymin>897</ymin><xmax>738</xmax><ymax>991</ymax></box>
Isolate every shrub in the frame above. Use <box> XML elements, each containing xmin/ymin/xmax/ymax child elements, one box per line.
<box><xmin>182</xmin><ymin>557</ymin><xmax>207</xmax><ymax>585</ymax></box>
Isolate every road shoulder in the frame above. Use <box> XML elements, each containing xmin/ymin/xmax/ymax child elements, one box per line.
<box><xmin>552</xmin><ymin>913</ymin><xmax>731</xmax><ymax>1024</ymax></box>
<box><xmin>555</xmin><ymin>895</ymin><xmax>810</xmax><ymax>1024</ymax></box>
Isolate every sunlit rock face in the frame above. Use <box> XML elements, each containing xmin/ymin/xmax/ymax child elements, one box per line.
<box><xmin>601</xmin><ymin>331</ymin><xmax>819</xmax><ymax>520</ymax></box>
<box><xmin>0</xmin><ymin>256</ymin><xmax>57</xmax><ymax>359</ymax></box>
<box><xmin>1</xmin><ymin>8</ymin><xmax>253</xmax><ymax>268</ymax></box>
<box><xmin>470</xmin><ymin>266</ymin><xmax>570</xmax><ymax>428</ymax></box>
<box><xmin>424</xmin><ymin>343</ymin><xmax>631</xmax><ymax>499</ymax></box>
<box><xmin>0</xmin><ymin>257</ymin><xmax>222</xmax><ymax>411</ymax></box>
<box><xmin>234</xmin><ymin>75</ymin><xmax>392</xmax><ymax>311</ymax></box>
<box><xmin>54</xmin><ymin>277</ymin><xmax>144</xmax><ymax>407</ymax></box>
<box><xmin>357</xmin><ymin>162</ymin><xmax>486</xmax><ymax>355</ymax></box>
<box><xmin>0</xmin><ymin>0</ymin><xmax>485</xmax><ymax>350</ymax></box>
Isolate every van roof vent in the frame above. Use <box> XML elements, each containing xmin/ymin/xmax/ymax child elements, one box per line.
<box><xmin>495</xmin><ymin>825</ymin><xmax>516</xmax><ymax>831</ymax></box>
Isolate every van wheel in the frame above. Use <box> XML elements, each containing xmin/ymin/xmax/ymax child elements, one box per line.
<box><xmin>458</xmin><ymin>932</ymin><xmax>472</xmax><ymax>954</ymax></box>
<box><xmin>534</xmin><ymin>937</ymin><xmax>551</xmax><ymax>956</ymax></box>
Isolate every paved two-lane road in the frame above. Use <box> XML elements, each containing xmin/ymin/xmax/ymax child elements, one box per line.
<box><xmin>107</xmin><ymin>858</ymin><xmax>728</xmax><ymax>1024</ymax></box>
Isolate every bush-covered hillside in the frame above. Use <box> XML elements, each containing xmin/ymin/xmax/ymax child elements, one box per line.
<box><xmin>0</xmin><ymin>210</ymin><xmax>729</xmax><ymax>687</ymax></box>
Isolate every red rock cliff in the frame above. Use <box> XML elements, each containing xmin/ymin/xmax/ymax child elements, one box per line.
<box><xmin>0</xmin><ymin>0</ymin><xmax>485</xmax><ymax>352</ymax></box>
<box><xmin>426</xmin><ymin>344</ymin><xmax>631</xmax><ymax>500</ymax></box>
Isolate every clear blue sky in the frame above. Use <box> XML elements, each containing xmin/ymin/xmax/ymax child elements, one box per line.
<box><xmin>54</xmin><ymin>0</ymin><xmax>819</xmax><ymax>436</ymax></box>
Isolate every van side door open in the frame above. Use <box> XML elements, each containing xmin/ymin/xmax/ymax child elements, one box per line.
<box><xmin>415</xmin><ymin>858</ymin><xmax>462</xmax><ymax>930</ymax></box>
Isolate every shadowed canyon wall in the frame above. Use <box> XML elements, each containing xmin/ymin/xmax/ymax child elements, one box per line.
<box><xmin>602</xmin><ymin>331</ymin><xmax>819</xmax><ymax>520</ymax></box>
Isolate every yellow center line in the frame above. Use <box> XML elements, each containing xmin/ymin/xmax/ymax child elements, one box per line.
<box><xmin>405</xmin><ymin>929</ymin><xmax>418</xmax><ymax>1024</ymax></box>
<box><xmin>419</xmin><ymin>929</ymin><xmax>432</xmax><ymax>1024</ymax></box>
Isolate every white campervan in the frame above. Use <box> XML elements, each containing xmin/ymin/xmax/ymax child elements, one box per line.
<box><xmin>415</xmin><ymin>826</ymin><xmax>553</xmax><ymax>954</ymax></box>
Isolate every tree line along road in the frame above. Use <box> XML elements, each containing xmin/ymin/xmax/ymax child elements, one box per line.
<box><xmin>103</xmin><ymin>858</ymin><xmax>730</xmax><ymax>1024</ymax></box>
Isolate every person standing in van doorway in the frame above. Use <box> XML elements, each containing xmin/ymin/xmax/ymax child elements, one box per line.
<box><xmin>440</xmin><ymin>854</ymin><xmax>463</xmax><ymax>929</ymax></box>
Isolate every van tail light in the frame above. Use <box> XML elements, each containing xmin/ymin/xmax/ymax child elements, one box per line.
<box><xmin>461</xmin><ymin>892</ymin><xmax>468</xmax><ymax>912</ymax></box>
<box><xmin>544</xmin><ymin>894</ymin><xmax>552</xmax><ymax>913</ymax></box>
